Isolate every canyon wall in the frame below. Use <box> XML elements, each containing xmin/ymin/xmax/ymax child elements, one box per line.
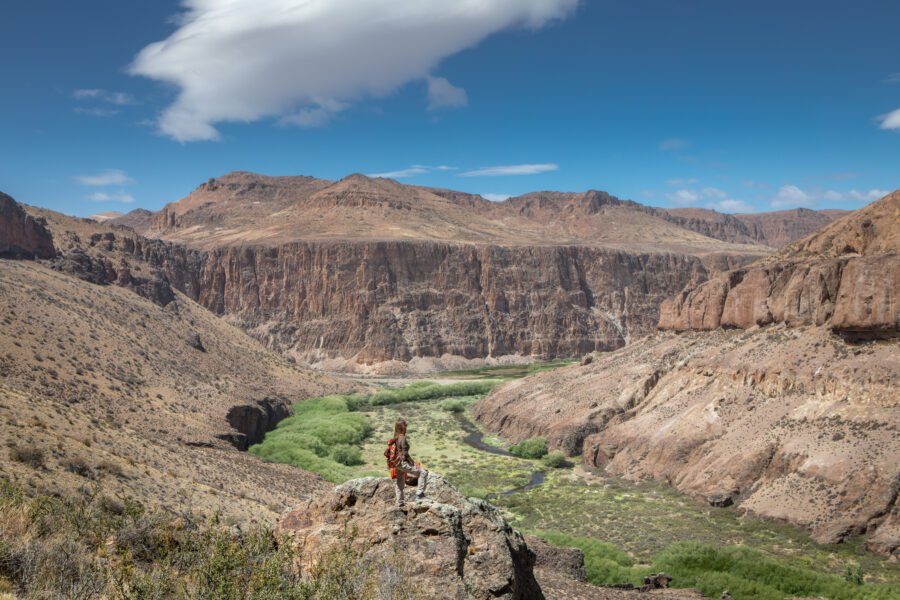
<box><xmin>0</xmin><ymin>192</ymin><xmax>55</xmax><ymax>259</ymax></box>
<box><xmin>190</xmin><ymin>242</ymin><xmax>706</xmax><ymax>366</ymax></box>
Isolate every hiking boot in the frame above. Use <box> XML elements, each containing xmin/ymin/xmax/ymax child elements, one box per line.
<box><xmin>415</xmin><ymin>492</ymin><xmax>425</xmax><ymax>500</ymax></box>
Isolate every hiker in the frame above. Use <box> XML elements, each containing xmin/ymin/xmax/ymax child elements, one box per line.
<box><xmin>385</xmin><ymin>418</ymin><xmax>428</xmax><ymax>508</ymax></box>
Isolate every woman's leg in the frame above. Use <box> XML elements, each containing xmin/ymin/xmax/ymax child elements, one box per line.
<box><xmin>394</xmin><ymin>470</ymin><xmax>406</xmax><ymax>507</ymax></box>
<box><xmin>400</xmin><ymin>461</ymin><xmax>428</xmax><ymax>498</ymax></box>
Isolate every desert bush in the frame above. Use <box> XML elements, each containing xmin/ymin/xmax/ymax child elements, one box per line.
<box><xmin>509</xmin><ymin>437</ymin><xmax>548</xmax><ymax>459</ymax></box>
<box><xmin>8</xmin><ymin>445</ymin><xmax>45</xmax><ymax>469</ymax></box>
<box><xmin>440</xmin><ymin>399</ymin><xmax>467</xmax><ymax>413</ymax></box>
<box><xmin>61</xmin><ymin>456</ymin><xmax>95</xmax><ymax>479</ymax></box>
<box><xmin>331</xmin><ymin>445</ymin><xmax>364</xmax><ymax>466</ymax></box>
<box><xmin>542</xmin><ymin>450</ymin><xmax>568</xmax><ymax>468</ymax></box>
<box><xmin>366</xmin><ymin>381</ymin><xmax>496</xmax><ymax>408</ymax></box>
<box><xmin>0</xmin><ymin>480</ymin><xmax>419</xmax><ymax>599</ymax></box>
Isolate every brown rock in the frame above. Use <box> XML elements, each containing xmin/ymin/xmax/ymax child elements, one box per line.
<box><xmin>0</xmin><ymin>192</ymin><xmax>55</xmax><ymax>259</ymax></box>
<box><xmin>275</xmin><ymin>476</ymin><xmax>544</xmax><ymax>600</ymax></box>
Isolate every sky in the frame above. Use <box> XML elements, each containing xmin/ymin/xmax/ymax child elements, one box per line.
<box><xmin>1</xmin><ymin>0</ymin><xmax>899</xmax><ymax>217</ymax></box>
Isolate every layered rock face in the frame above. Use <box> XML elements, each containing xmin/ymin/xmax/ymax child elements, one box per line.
<box><xmin>665</xmin><ymin>207</ymin><xmax>847</xmax><ymax>248</ymax></box>
<box><xmin>659</xmin><ymin>192</ymin><xmax>900</xmax><ymax>337</ymax></box>
<box><xmin>275</xmin><ymin>476</ymin><xmax>544</xmax><ymax>600</ymax></box>
<box><xmin>0</xmin><ymin>192</ymin><xmax>55</xmax><ymax>258</ymax></box>
<box><xmin>474</xmin><ymin>328</ymin><xmax>900</xmax><ymax>550</ymax></box>
<box><xmin>192</xmin><ymin>242</ymin><xmax>707</xmax><ymax>367</ymax></box>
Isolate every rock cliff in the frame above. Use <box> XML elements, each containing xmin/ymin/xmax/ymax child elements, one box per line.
<box><xmin>659</xmin><ymin>192</ymin><xmax>900</xmax><ymax>337</ymax></box>
<box><xmin>665</xmin><ymin>207</ymin><xmax>847</xmax><ymax>248</ymax></box>
<box><xmin>0</xmin><ymin>192</ymin><xmax>55</xmax><ymax>259</ymax></box>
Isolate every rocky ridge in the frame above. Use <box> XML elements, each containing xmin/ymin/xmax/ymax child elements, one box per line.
<box><xmin>659</xmin><ymin>191</ymin><xmax>900</xmax><ymax>336</ymax></box>
<box><xmin>275</xmin><ymin>476</ymin><xmax>702</xmax><ymax>600</ymax></box>
<box><xmin>0</xmin><ymin>192</ymin><xmax>55</xmax><ymax>259</ymax></box>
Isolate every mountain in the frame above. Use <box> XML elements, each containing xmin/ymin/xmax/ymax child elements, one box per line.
<box><xmin>103</xmin><ymin>171</ymin><xmax>784</xmax><ymax>372</ymax></box>
<box><xmin>474</xmin><ymin>191</ymin><xmax>899</xmax><ymax>552</ymax></box>
<box><xmin>664</xmin><ymin>207</ymin><xmax>849</xmax><ymax>248</ymax></box>
<box><xmin>0</xmin><ymin>193</ymin><xmax>358</xmax><ymax>524</ymax></box>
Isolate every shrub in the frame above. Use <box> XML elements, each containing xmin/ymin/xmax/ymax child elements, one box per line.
<box><xmin>9</xmin><ymin>444</ymin><xmax>45</xmax><ymax>468</ymax></box>
<box><xmin>542</xmin><ymin>450</ymin><xmax>568</xmax><ymax>468</ymax></box>
<box><xmin>331</xmin><ymin>445</ymin><xmax>364</xmax><ymax>466</ymax></box>
<box><xmin>440</xmin><ymin>399</ymin><xmax>467</xmax><ymax>413</ymax></box>
<box><xmin>509</xmin><ymin>437</ymin><xmax>548</xmax><ymax>459</ymax></box>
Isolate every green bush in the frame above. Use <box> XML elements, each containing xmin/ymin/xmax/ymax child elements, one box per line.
<box><xmin>509</xmin><ymin>437</ymin><xmax>548</xmax><ymax>459</ymax></box>
<box><xmin>331</xmin><ymin>445</ymin><xmax>364</xmax><ymax>466</ymax></box>
<box><xmin>440</xmin><ymin>399</ymin><xmax>467</xmax><ymax>413</ymax></box>
<box><xmin>542</xmin><ymin>450</ymin><xmax>568</xmax><ymax>468</ymax></box>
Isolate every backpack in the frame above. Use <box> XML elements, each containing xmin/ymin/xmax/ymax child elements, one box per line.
<box><xmin>384</xmin><ymin>438</ymin><xmax>418</xmax><ymax>485</ymax></box>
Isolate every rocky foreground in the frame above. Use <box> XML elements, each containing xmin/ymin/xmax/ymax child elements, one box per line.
<box><xmin>475</xmin><ymin>193</ymin><xmax>900</xmax><ymax>553</ymax></box>
<box><xmin>275</xmin><ymin>476</ymin><xmax>702</xmax><ymax>600</ymax></box>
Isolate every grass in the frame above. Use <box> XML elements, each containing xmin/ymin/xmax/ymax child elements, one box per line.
<box><xmin>250</xmin><ymin>379</ymin><xmax>900</xmax><ymax>599</ymax></box>
<box><xmin>509</xmin><ymin>437</ymin><xmax>548</xmax><ymax>459</ymax></box>
<box><xmin>0</xmin><ymin>479</ymin><xmax>421</xmax><ymax>599</ymax></box>
<box><xmin>438</xmin><ymin>360</ymin><xmax>577</xmax><ymax>380</ymax></box>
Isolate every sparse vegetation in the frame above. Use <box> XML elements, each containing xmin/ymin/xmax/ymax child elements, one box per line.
<box><xmin>8</xmin><ymin>444</ymin><xmax>45</xmax><ymax>469</ymax></box>
<box><xmin>0</xmin><ymin>479</ymin><xmax>420</xmax><ymax>599</ymax></box>
<box><xmin>509</xmin><ymin>437</ymin><xmax>548</xmax><ymax>459</ymax></box>
<box><xmin>542</xmin><ymin>450</ymin><xmax>568</xmax><ymax>468</ymax></box>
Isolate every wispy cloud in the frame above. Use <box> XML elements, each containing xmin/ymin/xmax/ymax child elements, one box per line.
<box><xmin>129</xmin><ymin>0</ymin><xmax>579</xmax><ymax>142</ymax></box>
<box><xmin>885</xmin><ymin>73</ymin><xmax>900</xmax><ymax>84</ymax></box>
<box><xmin>665</xmin><ymin>177</ymin><xmax>697</xmax><ymax>186</ymax></box>
<box><xmin>825</xmin><ymin>189</ymin><xmax>889</xmax><ymax>202</ymax></box>
<box><xmin>460</xmin><ymin>163</ymin><xmax>558</xmax><ymax>177</ymax></box>
<box><xmin>368</xmin><ymin>164</ymin><xmax>457</xmax><ymax>179</ymax></box>
<box><xmin>771</xmin><ymin>184</ymin><xmax>815</xmax><ymax>208</ymax></box>
<box><xmin>73</xmin><ymin>89</ymin><xmax>136</xmax><ymax>105</ymax></box>
<box><xmin>659</xmin><ymin>138</ymin><xmax>690</xmax><ymax>152</ymax></box>
<box><xmin>73</xmin><ymin>107</ymin><xmax>121</xmax><ymax>117</ymax></box>
<box><xmin>75</xmin><ymin>169</ymin><xmax>135</xmax><ymax>187</ymax></box>
<box><xmin>87</xmin><ymin>191</ymin><xmax>136</xmax><ymax>204</ymax></box>
<box><xmin>879</xmin><ymin>108</ymin><xmax>900</xmax><ymax>130</ymax></box>
<box><xmin>666</xmin><ymin>187</ymin><xmax>752</xmax><ymax>212</ymax></box>
<box><xmin>742</xmin><ymin>179</ymin><xmax>769</xmax><ymax>189</ymax></box>
<box><xmin>427</xmin><ymin>76</ymin><xmax>468</xmax><ymax>111</ymax></box>
<box><xmin>482</xmin><ymin>193</ymin><xmax>511</xmax><ymax>202</ymax></box>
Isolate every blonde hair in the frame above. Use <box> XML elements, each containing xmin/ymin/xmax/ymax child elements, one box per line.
<box><xmin>393</xmin><ymin>419</ymin><xmax>408</xmax><ymax>438</ymax></box>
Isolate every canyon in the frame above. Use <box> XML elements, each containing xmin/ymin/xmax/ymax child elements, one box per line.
<box><xmin>96</xmin><ymin>170</ymin><xmax>839</xmax><ymax>372</ymax></box>
<box><xmin>475</xmin><ymin>192</ymin><xmax>899</xmax><ymax>553</ymax></box>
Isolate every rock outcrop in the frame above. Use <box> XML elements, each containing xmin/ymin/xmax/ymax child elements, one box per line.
<box><xmin>665</xmin><ymin>207</ymin><xmax>847</xmax><ymax>248</ymax></box>
<box><xmin>275</xmin><ymin>476</ymin><xmax>544</xmax><ymax>600</ymax></box>
<box><xmin>660</xmin><ymin>191</ymin><xmax>900</xmax><ymax>337</ymax></box>
<box><xmin>0</xmin><ymin>192</ymin><xmax>55</xmax><ymax>259</ymax></box>
<box><xmin>475</xmin><ymin>327</ymin><xmax>900</xmax><ymax>549</ymax></box>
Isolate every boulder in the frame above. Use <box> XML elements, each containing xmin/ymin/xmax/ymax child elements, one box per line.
<box><xmin>275</xmin><ymin>476</ymin><xmax>544</xmax><ymax>600</ymax></box>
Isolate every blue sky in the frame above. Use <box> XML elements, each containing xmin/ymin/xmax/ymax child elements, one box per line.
<box><xmin>2</xmin><ymin>0</ymin><xmax>898</xmax><ymax>217</ymax></box>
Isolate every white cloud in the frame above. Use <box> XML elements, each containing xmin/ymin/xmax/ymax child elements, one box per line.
<box><xmin>130</xmin><ymin>0</ymin><xmax>579</xmax><ymax>142</ymax></box>
<box><xmin>74</xmin><ymin>107</ymin><xmax>121</xmax><ymax>117</ymax></box>
<box><xmin>75</xmin><ymin>169</ymin><xmax>135</xmax><ymax>187</ymax></box>
<box><xmin>460</xmin><ymin>163</ymin><xmax>558</xmax><ymax>177</ymax></box>
<box><xmin>701</xmin><ymin>187</ymin><xmax>727</xmax><ymax>199</ymax></box>
<box><xmin>73</xmin><ymin>89</ymin><xmax>136</xmax><ymax>105</ymax></box>
<box><xmin>666</xmin><ymin>189</ymin><xmax>700</xmax><ymax>205</ymax></box>
<box><xmin>823</xmin><ymin>190</ymin><xmax>844</xmax><ymax>201</ymax></box>
<box><xmin>427</xmin><ymin>76</ymin><xmax>468</xmax><ymax>110</ymax></box>
<box><xmin>368</xmin><ymin>164</ymin><xmax>458</xmax><ymax>179</ymax></box>
<box><xmin>482</xmin><ymin>193</ymin><xmax>511</xmax><ymax>201</ymax></box>
<box><xmin>848</xmin><ymin>189</ymin><xmax>889</xmax><ymax>202</ymax></box>
<box><xmin>87</xmin><ymin>191</ymin><xmax>136</xmax><ymax>204</ymax></box>
<box><xmin>665</xmin><ymin>177</ymin><xmax>697</xmax><ymax>186</ymax></box>
<box><xmin>707</xmin><ymin>199</ymin><xmax>754</xmax><ymax>213</ymax></box>
<box><xmin>879</xmin><ymin>108</ymin><xmax>900</xmax><ymax>130</ymax></box>
<box><xmin>659</xmin><ymin>138</ymin><xmax>689</xmax><ymax>151</ymax></box>
<box><xmin>369</xmin><ymin>166</ymin><xmax>429</xmax><ymax>179</ymax></box>
<box><xmin>771</xmin><ymin>184</ymin><xmax>815</xmax><ymax>208</ymax></box>
<box><xmin>885</xmin><ymin>73</ymin><xmax>900</xmax><ymax>84</ymax></box>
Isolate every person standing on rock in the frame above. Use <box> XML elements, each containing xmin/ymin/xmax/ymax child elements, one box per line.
<box><xmin>386</xmin><ymin>418</ymin><xmax>428</xmax><ymax>508</ymax></box>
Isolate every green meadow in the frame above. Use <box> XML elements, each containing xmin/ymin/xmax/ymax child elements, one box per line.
<box><xmin>250</xmin><ymin>377</ymin><xmax>900</xmax><ymax>599</ymax></box>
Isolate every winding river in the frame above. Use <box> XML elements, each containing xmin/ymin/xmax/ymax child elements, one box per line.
<box><xmin>453</xmin><ymin>412</ymin><xmax>546</xmax><ymax>495</ymax></box>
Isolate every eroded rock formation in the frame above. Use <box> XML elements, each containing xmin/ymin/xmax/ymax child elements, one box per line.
<box><xmin>0</xmin><ymin>192</ymin><xmax>55</xmax><ymax>259</ymax></box>
<box><xmin>275</xmin><ymin>476</ymin><xmax>544</xmax><ymax>600</ymax></box>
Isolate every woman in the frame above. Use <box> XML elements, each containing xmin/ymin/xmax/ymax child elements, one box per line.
<box><xmin>386</xmin><ymin>418</ymin><xmax>428</xmax><ymax>508</ymax></box>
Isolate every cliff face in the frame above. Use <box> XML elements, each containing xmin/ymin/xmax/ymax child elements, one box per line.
<box><xmin>665</xmin><ymin>207</ymin><xmax>847</xmax><ymax>248</ymax></box>
<box><xmin>0</xmin><ymin>192</ymin><xmax>55</xmax><ymax>259</ymax></box>
<box><xmin>190</xmin><ymin>241</ymin><xmax>707</xmax><ymax>367</ymax></box>
<box><xmin>659</xmin><ymin>192</ymin><xmax>900</xmax><ymax>337</ymax></box>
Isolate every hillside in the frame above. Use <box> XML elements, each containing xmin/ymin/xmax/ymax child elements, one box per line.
<box><xmin>0</xmin><ymin>198</ymin><xmax>360</xmax><ymax>524</ymax></box>
<box><xmin>474</xmin><ymin>192</ymin><xmax>900</xmax><ymax>552</ymax></box>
